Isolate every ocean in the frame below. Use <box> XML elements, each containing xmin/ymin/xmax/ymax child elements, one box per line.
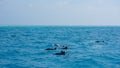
<box><xmin>0</xmin><ymin>26</ymin><xmax>120</xmax><ymax>68</ymax></box>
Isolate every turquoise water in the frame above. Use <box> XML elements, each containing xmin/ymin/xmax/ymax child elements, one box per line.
<box><xmin>0</xmin><ymin>26</ymin><xmax>120</xmax><ymax>68</ymax></box>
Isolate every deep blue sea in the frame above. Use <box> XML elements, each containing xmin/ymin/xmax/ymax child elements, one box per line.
<box><xmin>0</xmin><ymin>26</ymin><xmax>120</xmax><ymax>68</ymax></box>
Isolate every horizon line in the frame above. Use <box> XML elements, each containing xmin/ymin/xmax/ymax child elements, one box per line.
<box><xmin>0</xmin><ymin>25</ymin><xmax>120</xmax><ymax>27</ymax></box>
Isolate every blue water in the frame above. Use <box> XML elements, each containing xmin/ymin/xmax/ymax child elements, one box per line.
<box><xmin>0</xmin><ymin>26</ymin><xmax>120</xmax><ymax>68</ymax></box>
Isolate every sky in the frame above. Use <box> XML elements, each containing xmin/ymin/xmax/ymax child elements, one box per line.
<box><xmin>0</xmin><ymin>0</ymin><xmax>120</xmax><ymax>26</ymax></box>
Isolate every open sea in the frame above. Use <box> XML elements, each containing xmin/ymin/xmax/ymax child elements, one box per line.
<box><xmin>0</xmin><ymin>26</ymin><xmax>120</xmax><ymax>68</ymax></box>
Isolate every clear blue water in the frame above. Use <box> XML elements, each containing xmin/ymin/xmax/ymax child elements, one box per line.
<box><xmin>0</xmin><ymin>26</ymin><xmax>120</xmax><ymax>68</ymax></box>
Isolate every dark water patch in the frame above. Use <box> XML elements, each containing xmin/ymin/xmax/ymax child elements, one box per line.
<box><xmin>10</xmin><ymin>34</ymin><xmax>16</xmax><ymax>38</ymax></box>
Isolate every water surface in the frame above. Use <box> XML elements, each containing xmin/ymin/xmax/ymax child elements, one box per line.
<box><xmin>0</xmin><ymin>26</ymin><xmax>120</xmax><ymax>68</ymax></box>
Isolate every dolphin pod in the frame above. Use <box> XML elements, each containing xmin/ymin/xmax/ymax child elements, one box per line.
<box><xmin>45</xmin><ymin>44</ymin><xmax>68</xmax><ymax>55</ymax></box>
